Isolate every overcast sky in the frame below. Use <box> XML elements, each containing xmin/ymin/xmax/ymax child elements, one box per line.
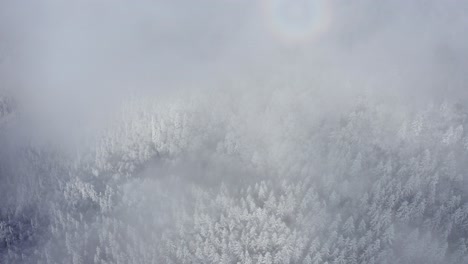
<box><xmin>1</xmin><ymin>0</ymin><xmax>468</xmax><ymax>125</ymax></box>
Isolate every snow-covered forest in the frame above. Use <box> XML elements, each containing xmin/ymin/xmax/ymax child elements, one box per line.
<box><xmin>3</xmin><ymin>90</ymin><xmax>468</xmax><ymax>263</ymax></box>
<box><xmin>2</xmin><ymin>0</ymin><xmax>468</xmax><ymax>263</ymax></box>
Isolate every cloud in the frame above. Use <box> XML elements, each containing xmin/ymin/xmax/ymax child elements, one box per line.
<box><xmin>1</xmin><ymin>1</ymin><xmax>468</xmax><ymax>263</ymax></box>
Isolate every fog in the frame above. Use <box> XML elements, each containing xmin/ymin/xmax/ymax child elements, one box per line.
<box><xmin>3</xmin><ymin>0</ymin><xmax>467</xmax><ymax>122</ymax></box>
<box><xmin>1</xmin><ymin>0</ymin><xmax>468</xmax><ymax>263</ymax></box>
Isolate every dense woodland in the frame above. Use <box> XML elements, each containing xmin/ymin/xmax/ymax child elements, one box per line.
<box><xmin>1</xmin><ymin>90</ymin><xmax>468</xmax><ymax>263</ymax></box>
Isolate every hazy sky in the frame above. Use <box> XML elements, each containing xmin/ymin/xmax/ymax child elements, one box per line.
<box><xmin>1</xmin><ymin>0</ymin><xmax>468</xmax><ymax>128</ymax></box>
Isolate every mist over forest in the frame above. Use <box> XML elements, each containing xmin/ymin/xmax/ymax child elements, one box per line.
<box><xmin>2</xmin><ymin>1</ymin><xmax>468</xmax><ymax>263</ymax></box>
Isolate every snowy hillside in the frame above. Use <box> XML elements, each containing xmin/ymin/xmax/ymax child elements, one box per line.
<box><xmin>1</xmin><ymin>0</ymin><xmax>468</xmax><ymax>263</ymax></box>
<box><xmin>2</xmin><ymin>90</ymin><xmax>468</xmax><ymax>263</ymax></box>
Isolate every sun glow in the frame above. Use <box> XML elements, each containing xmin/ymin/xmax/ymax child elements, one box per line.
<box><xmin>262</xmin><ymin>0</ymin><xmax>332</xmax><ymax>44</ymax></box>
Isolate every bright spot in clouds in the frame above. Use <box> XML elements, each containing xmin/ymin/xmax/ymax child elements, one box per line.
<box><xmin>263</xmin><ymin>0</ymin><xmax>332</xmax><ymax>43</ymax></box>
